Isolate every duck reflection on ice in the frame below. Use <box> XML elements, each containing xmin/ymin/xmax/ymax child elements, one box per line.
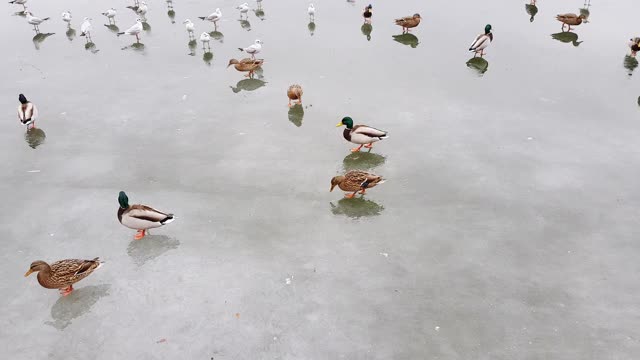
<box><xmin>342</xmin><ymin>151</ymin><xmax>386</xmax><ymax>171</ymax></box>
<box><xmin>361</xmin><ymin>23</ymin><xmax>372</xmax><ymax>41</ymax></box>
<box><xmin>32</xmin><ymin>32</ymin><xmax>54</xmax><ymax>50</ymax></box>
<box><xmin>330</xmin><ymin>197</ymin><xmax>384</xmax><ymax>219</ymax></box>
<box><xmin>166</xmin><ymin>0</ymin><xmax>176</xmax><ymax>23</ymax></box>
<box><xmin>288</xmin><ymin>105</ymin><xmax>304</xmax><ymax>127</ymax></box>
<box><xmin>624</xmin><ymin>55</ymin><xmax>638</xmax><ymax>77</ymax></box>
<box><xmin>45</xmin><ymin>284</ymin><xmax>110</xmax><ymax>330</ymax></box>
<box><xmin>230</xmin><ymin>78</ymin><xmax>267</xmax><ymax>93</ymax></box>
<box><xmin>525</xmin><ymin>0</ymin><xmax>538</xmax><ymax>23</ymax></box>
<box><xmin>253</xmin><ymin>8</ymin><xmax>266</xmax><ymax>21</ymax></box>
<box><xmin>24</xmin><ymin>127</ymin><xmax>46</xmax><ymax>149</ymax></box>
<box><xmin>466</xmin><ymin>57</ymin><xmax>489</xmax><ymax>75</ymax></box>
<box><xmin>127</xmin><ymin>235</ymin><xmax>180</xmax><ymax>266</ymax></box>
<box><xmin>551</xmin><ymin>31</ymin><xmax>582</xmax><ymax>46</ymax></box>
<box><xmin>308</xmin><ymin>21</ymin><xmax>316</xmax><ymax>36</ymax></box>
<box><xmin>66</xmin><ymin>26</ymin><xmax>76</xmax><ymax>41</ymax></box>
<box><xmin>392</xmin><ymin>33</ymin><xmax>419</xmax><ymax>48</ymax></box>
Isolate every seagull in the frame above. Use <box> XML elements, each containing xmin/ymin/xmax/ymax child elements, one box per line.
<box><xmin>61</xmin><ymin>10</ymin><xmax>72</xmax><ymax>25</ymax></box>
<box><xmin>308</xmin><ymin>3</ymin><xmax>315</xmax><ymax>21</ymax></box>
<box><xmin>136</xmin><ymin>1</ymin><xmax>148</xmax><ymax>19</ymax></box>
<box><xmin>25</xmin><ymin>11</ymin><xmax>50</xmax><ymax>31</ymax></box>
<box><xmin>102</xmin><ymin>8</ymin><xmax>117</xmax><ymax>24</ymax></box>
<box><xmin>238</xmin><ymin>39</ymin><xmax>262</xmax><ymax>59</ymax></box>
<box><xmin>9</xmin><ymin>0</ymin><xmax>27</xmax><ymax>11</ymax></box>
<box><xmin>199</xmin><ymin>8</ymin><xmax>222</xmax><ymax>29</ymax></box>
<box><xmin>200</xmin><ymin>32</ymin><xmax>211</xmax><ymax>50</ymax></box>
<box><xmin>183</xmin><ymin>19</ymin><xmax>195</xmax><ymax>33</ymax></box>
<box><xmin>80</xmin><ymin>17</ymin><xmax>93</xmax><ymax>40</ymax></box>
<box><xmin>117</xmin><ymin>18</ymin><xmax>144</xmax><ymax>41</ymax></box>
<box><xmin>236</xmin><ymin>3</ymin><xmax>250</xmax><ymax>19</ymax></box>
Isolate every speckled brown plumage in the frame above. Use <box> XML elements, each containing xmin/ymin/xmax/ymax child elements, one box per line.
<box><xmin>25</xmin><ymin>258</ymin><xmax>101</xmax><ymax>291</ymax></box>
<box><xmin>330</xmin><ymin>170</ymin><xmax>384</xmax><ymax>198</ymax></box>
<box><xmin>227</xmin><ymin>58</ymin><xmax>264</xmax><ymax>76</ymax></box>
<box><xmin>394</xmin><ymin>13</ymin><xmax>421</xmax><ymax>32</ymax></box>
<box><xmin>556</xmin><ymin>13</ymin><xmax>586</xmax><ymax>31</ymax></box>
<box><xmin>287</xmin><ymin>84</ymin><xmax>303</xmax><ymax>106</ymax></box>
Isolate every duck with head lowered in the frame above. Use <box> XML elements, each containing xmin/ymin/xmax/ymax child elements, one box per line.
<box><xmin>117</xmin><ymin>191</ymin><xmax>175</xmax><ymax>240</ymax></box>
<box><xmin>336</xmin><ymin>116</ymin><xmax>388</xmax><ymax>152</ymax></box>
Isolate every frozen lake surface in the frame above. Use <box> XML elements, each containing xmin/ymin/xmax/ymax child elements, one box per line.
<box><xmin>1</xmin><ymin>0</ymin><xmax>639</xmax><ymax>358</ymax></box>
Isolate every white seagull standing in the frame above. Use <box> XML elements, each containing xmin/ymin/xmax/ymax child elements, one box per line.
<box><xmin>236</xmin><ymin>3</ymin><xmax>250</xmax><ymax>19</ymax></box>
<box><xmin>238</xmin><ymin>39</ymin><xmax>262</xmax><ymax>59</ymax></box>
<box><xmin>80</xmin><ymin>17</ymin><xmax>93</xmax><ymax>40</ymax></box>
<box><xmin>102</xmin><ymin>8</ymin><xmax>117</xmax><ymax>24</ymax></box>
<box><xmin>183</xmin><ymin>19</ymin><xmax>195</xmax><ymax>33</ymax></box>
<box><xmin>308</xmin><ymin>4</ymin><xmax>315</xmax><ymax>21</ymax></box>
<box><xmin>25</xmin><ymin>11</ymin><xmax>50</xmax><ymax>32</ymax></box>
<box><xmin>61</xmin><ymin>10</ymin><xmax>72</xmax><ymax>25</ymax></box>
<box><xmin>200</xmin><ymin>32</ymin><xmax>211</xmax><ymax>50</ymax></box>
<box><xmin>136</xmin><ymin>1</ymin><xmax>148</xmax><ymax>20</ymax></box>
<box><xmin>117</xmin><ymin>18</ymin><xmax>144</xmax><ymax>42</ymax></box>
<box><xmin>9</xmin><ymin>0</ymin><xmax>27</xmax><ymax>11</ymax></box>
<box><xmin>199</xmin><ymin>8</ymin><xmax>222</xmax><ymax>30</ymax></box>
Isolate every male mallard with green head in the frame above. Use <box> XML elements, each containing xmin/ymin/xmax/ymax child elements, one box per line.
<box><xmin>118</xmin><ymin>191</ymin><xmax>175</xmax><ymax>240</ymax></box>
<box><xmin>25</xmin><ymin>258</ymin><xmax>101</xmax><ymax>296</ymax></box>
<box><xmin>336</xmin><ymin>116</ymin><xmax>388</xmax><ymax>152</ymax></box>
<box><xmin>330</xmin><ymin>170</ymin><xmax>384</xmax><ymax>199</ymax></box>
<box><xmin>469</xmin><ymin>24</ymin><xmax>493</xmax><ymax>58</ymax></box>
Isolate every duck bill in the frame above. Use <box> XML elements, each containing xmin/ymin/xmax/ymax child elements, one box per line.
<box><xmin>335</xmin><ymin>122</ymin><xmax>344</xmax><ymax>127</ymax></box>
<box><xmin>24</xmin><ymin>269</ymin><xmax>34</xmax><ymax>277</ymax></box>
<box><xmin>330</xmin><ymin>184</ymin><xmax>336</xmax><ymax>192</ymax></box>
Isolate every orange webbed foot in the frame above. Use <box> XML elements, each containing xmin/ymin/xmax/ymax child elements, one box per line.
<box><xmin>134</xmin><ymin>230</ymin><xmax>146</xmax><ymax>240</ymax></box>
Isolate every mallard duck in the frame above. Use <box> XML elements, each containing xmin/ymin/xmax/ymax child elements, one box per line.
<box><xmin>336</xmin><ymin>116</ymin><xmax>388</xmax><ymax>152</ymax></box>
<box><xmin>17</xmin><ymin>94</ymin><xmax>38</xmax><ymax>128</ymax></box>
<box><xmin>363</xmin><ymin>4</ymin><xmax>372</xmax><ymax>24</ymax></box>
<box><xmin>629</xmin><ymin>37</ymin><xmax>640</xmax><ymax>57</ymax></box>
<box><xmin>556</xmin><ymin>13</ymin><xmax>586</xmax><ymax>32</ymax></box>
<box><xmin>287</xmin><ymin>84</ymin><xmax>303</xmax><ymax>107</ymax></box>
<box><xmin>394</xmin><ymin>13</ymin><xmax>421</xmax><ymax>33</ymax></box>
<box><xmin>469</xmin><ymin>24</ymin><xmax>493</xmax><ymax>57</ymax></box>
<box><xmin>330</xmin><ymin>170</ymin><xmax>384</xmax><ymax>198</ymax></box>
<box><xmin>25</xmin><ymin>258</ymin><xmax>101</xmax><ymax>296</ymax></box>
<box><xmin>228</xmin><ymin>58</ymin><xmax>264</xmax><ymax>77</ymax></box>
<box><xmin>118</xmin><ymin>191</ymin><xmax>175</xmax><ymax>240</ymax></box>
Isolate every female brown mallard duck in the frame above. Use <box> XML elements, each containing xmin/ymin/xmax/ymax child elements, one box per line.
<box><xmin>25</xmin><ymin>258</ymin><xmax>101</xmax><ymax>296</ymax></box>
<box><xmin>394</xmin><ymin>13</ymin><xmax>421</xmax><ymax>33</ymax></box>
<box><xmin>227</xmin><ymin>58</ymin><xmax>263</xmax><ymax>77</ymax></box>
<box><xmin>287</xmin><ymin>84</ymin><xmax>303</xmax><ymax>107</ymax></box>
<box><xmin>330</xmin><ymin>170</ymin><xmax>385</xmax><ymax>198</ymax></box>
<box><xmin>556</xmin><ymin>13</ymin><xmax>586</xmax><ymax>32</ymax></box>
<box><xmin>118</xmin><ymin>191</ymin><xmax>175</xmax><ymax>240</ymax></box>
